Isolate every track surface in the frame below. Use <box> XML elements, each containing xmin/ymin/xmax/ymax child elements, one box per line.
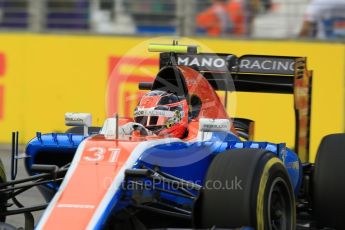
<box><xmin>0</xmin><ymin>144</ymin><xmax>45</xmax><ymax>228</ymax></box>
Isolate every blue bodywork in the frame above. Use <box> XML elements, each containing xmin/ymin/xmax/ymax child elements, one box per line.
<box><xmin>26</xmin><ymin>130</ymin><xmax>302</xmax><ymax>229</ymax></box>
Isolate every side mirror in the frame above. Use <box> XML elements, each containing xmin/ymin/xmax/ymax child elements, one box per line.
<box><xmin>198</xmin><ymin>118</ymin><xmax>232</xmax><ymax>141</ymax></box>
<box><xmin>65</xmin><ymin>112</ymin><xmax>92</xmax><ymax>136</ymax></box>
<box><xmin>199</xmin><ymin>118</ymin><xmax>231</xmax><ymax>132</ymax></box>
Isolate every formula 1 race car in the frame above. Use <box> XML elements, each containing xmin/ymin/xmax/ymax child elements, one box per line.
<box><xmin>1</xmin><ymin>43</ymin><xmax>345</xmax><ymax>230</ymax></box>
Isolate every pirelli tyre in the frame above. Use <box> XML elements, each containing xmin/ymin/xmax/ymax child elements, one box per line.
<box><xmin>193</xmin><ymin>149</ymin><xmax>295</xmax><ymax>230</ymax></box>
<box><xmin>0</xmin><ymin>158</ymin><xmax>7</xmax><ymax>222</ymax></box>
<box><xmin>313</xmin><ymin>134</ymin><xmax>345</xmax><ymax>229</ymax></box>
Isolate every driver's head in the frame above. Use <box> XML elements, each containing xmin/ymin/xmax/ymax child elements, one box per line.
<box><xmin>134</xmin><ymin>90</ymin><xmax>188</xmax><ymax>138</ymax></box>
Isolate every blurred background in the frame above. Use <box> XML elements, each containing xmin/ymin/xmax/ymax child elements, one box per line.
<box><xmin>0</xmin><ymin>0</ymin><xmax>345</xmax><ymax>155</ymax></box>
<box><xmin>0</xmin><ymin>0</ymin><xmax>343</xmax><ymax>154</ymax></box>
<box><xmin>0</xmin><ymin>0</ymin><xmax>308</xmax><ymax>38</ymax></box>
<box><xmin>0</xmin><ymin>0</ymin><xmax>343</xmax><ymax>156</ymax></box>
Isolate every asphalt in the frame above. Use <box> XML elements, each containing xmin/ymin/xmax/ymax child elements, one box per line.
<box><xmin>0</xmin><ymin>144</ymin><xmax>45</xmax><ymax>229</ymax></box>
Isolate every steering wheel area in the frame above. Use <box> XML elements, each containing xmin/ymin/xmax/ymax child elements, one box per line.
<box><xmin>132</xmin><ymin>123</ymin><xmax>152</xmax><ymax>136</ymax></box>
<box><xmin>119</xmin><ymin>122</ymin><xmax>152</xmax><ymax>136</ymax></box>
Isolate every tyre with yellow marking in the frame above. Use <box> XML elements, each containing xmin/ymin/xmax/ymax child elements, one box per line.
<box><xmin>193</xmin><ymin>149</ymin><xmax>296</xmax><ymax>229</ymax></box>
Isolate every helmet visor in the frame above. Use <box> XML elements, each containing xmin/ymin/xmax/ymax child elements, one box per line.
<box><xmin>134</xmin><ymin>109</ymin><xmax>174</xmax><ymax>127</ymax></box>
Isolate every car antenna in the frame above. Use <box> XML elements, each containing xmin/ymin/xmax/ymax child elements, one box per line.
<box><xmin>167</xmin><ymin>40</ymin><xmax>178</xmax><ymax>66</ymax></box>
<box><xmin>11</xmin><ymin>131</ymin><xmax>19</xmax><ymax>180</ymax></box>
<box><xmin>115</xmin><ymin>113</ymin><xmax>119</xmax><ymax>140</ymax></box>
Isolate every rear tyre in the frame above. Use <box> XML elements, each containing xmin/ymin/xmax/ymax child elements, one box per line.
<box><xmin>193</xmin><ymin>149</ymin><xmax>295</xmax><ymax>230</ymax></box>
<box><xmin>313</xmin><ymin>134</ymin><xmax>345</xmax><ymax>229</ymax></box>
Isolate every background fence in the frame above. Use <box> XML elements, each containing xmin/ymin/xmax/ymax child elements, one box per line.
<box><xmin>0</xmin><ymin>0</ymin><xmax>311</xmax><ymax>39</ymax></box>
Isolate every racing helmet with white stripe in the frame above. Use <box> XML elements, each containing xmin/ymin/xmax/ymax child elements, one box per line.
<box><xmin>134</xmin><ymin>90</ymin><xmax>188</xmax><ymax>138</ymax></box>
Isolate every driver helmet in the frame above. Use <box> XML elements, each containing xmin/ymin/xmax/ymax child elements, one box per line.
<box><xmin>134</xmin><ymin>90</ymin><xmax>188</xmax><ymax>138</ymax></box>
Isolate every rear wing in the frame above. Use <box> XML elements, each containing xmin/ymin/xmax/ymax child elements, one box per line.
<box><xmin>140</xmin><ymin>52</ymin><xmax>312</xmax><ymax>162</ymax></box>
<box><xmin>159</xmin><ymin>53</ymin><xmax>306</xmax><ymax>94</ymax></box>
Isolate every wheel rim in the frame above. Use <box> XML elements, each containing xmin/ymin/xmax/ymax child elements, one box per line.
<box><xmin>267</xmin><ymin>177</ymin><xmax>293</xmax><ymax>230</ymax></box>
